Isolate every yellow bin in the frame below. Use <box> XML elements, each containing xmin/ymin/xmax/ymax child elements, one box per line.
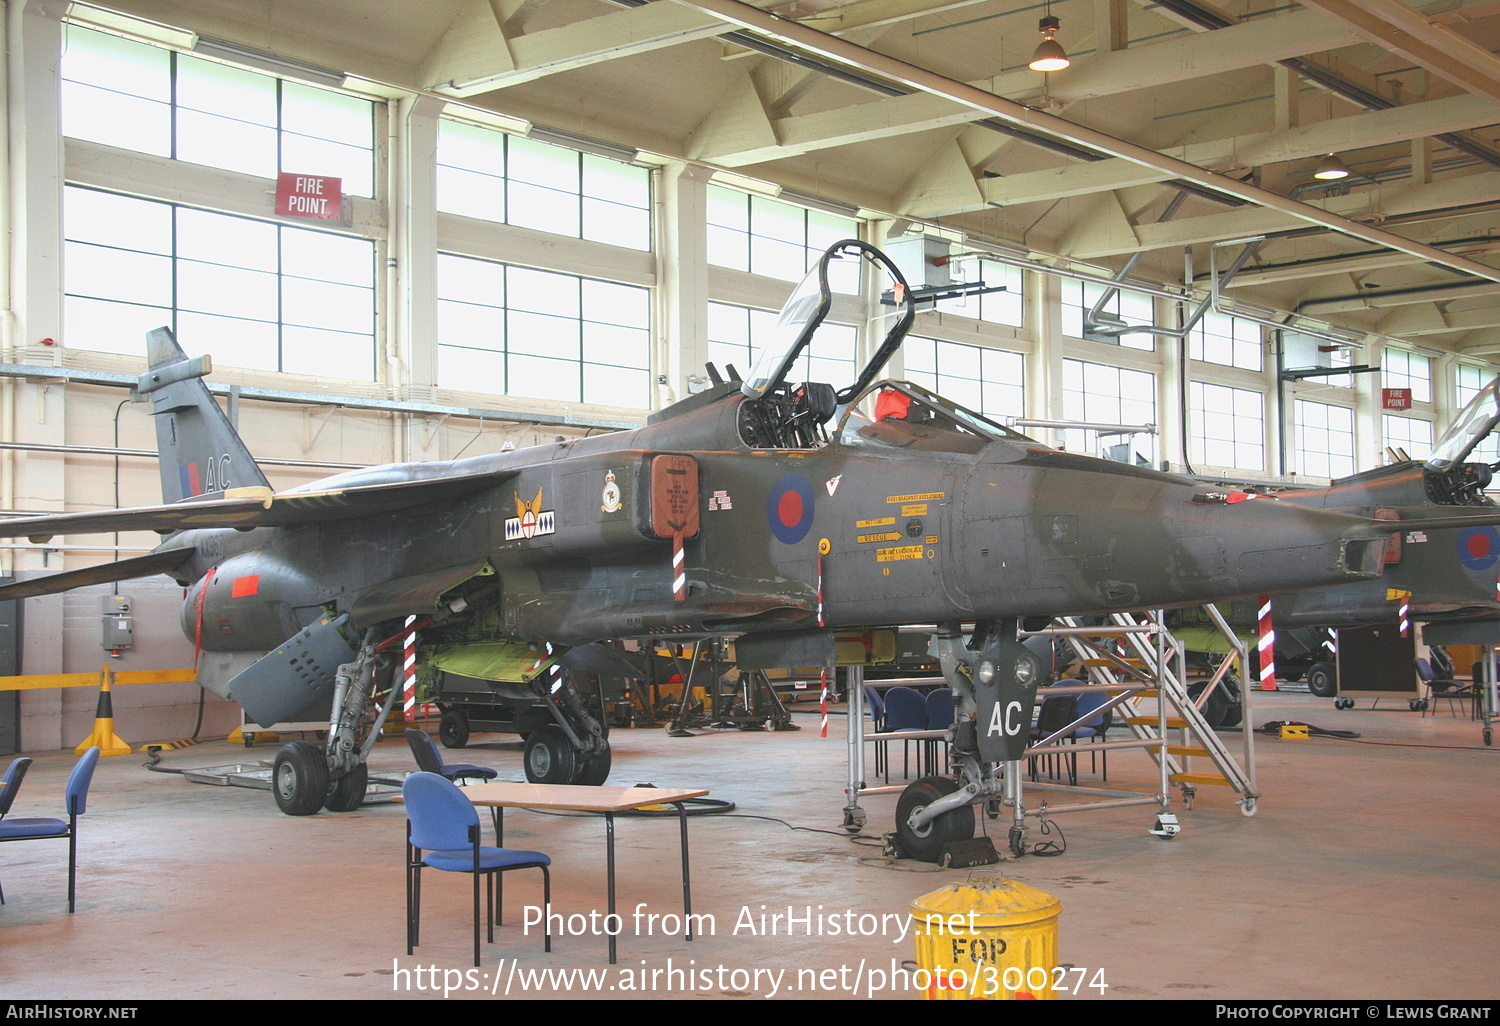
<box><xmin>910</xmin><ymin>876</ymin><xmax>1062</xmax><ymax>1000</ymax></box>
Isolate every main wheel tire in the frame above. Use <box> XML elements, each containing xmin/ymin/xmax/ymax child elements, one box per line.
<box><xmin>1220</xmin><ymin>694</ymin><xmax>1244</xmax><ymax>729</ymax></box>
<box><xmin>895</xmin><ymin>775</ymin><xmax>975</xmax><ymax>864</ymax></box>
<box><xmin>573</xmin><ymin>741</ymin><xmax>612</xmax><ymax>786</ymax></box>
<box><xmin>523</xmin><ymin>724</ymin><xmax>577</xmax><ymax>784</ymax></box>
<box><xmin>1306</xmin><ymin>661</ymin><xmax>1337</xmax><ymax>699</ymax></box>
<box><xmin>439</xmin><ymin>710</ymin><xmax>470</xmax><ymax>749</ymax></box>
<box><xmin>273</xmin><ymin>740</ymin><xmax>330</xmax><ymax>816</ymax></box>
<box><xmin>1189</xmin><ymin>682</ymin><xmax>1234</xmax><ymax>730</ymax></box>
<box><xmin>324</xmin><ymin>763</ymin><xmax>368</xmax><ymax>812</ymax></box>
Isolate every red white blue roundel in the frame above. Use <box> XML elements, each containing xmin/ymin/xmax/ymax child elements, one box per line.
<box><xmin>1459</xmin><ymin>525</ymin><xmax>1500</xmax><ymax>571</ymax></box>
<box><xmin>767</xmin><ymin>474</ymin><xmax>815</xmax><ymax>544</ymax></box>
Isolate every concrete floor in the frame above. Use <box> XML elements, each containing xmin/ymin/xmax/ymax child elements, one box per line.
<box><xmin>2</xmin><ymin>690</ymin><xmax>1496</xmax><ymax>1001</ymax></box>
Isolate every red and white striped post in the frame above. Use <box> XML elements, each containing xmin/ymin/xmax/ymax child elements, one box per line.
<box><xmin>402</xmin><ymin>614</ymin><xmax>419</xmax><ymax>722</ymax></box>
<box><xmin>1257</xmin><ymin>595</ymin><xmax>1278</xmax><ymax>691</ymax></box>
<box><xmin>672</xmin><ymin>532</ymin><xmax>686</xmax><ymax>602</ymax></box>
<box><xmin>819</xmin><ymin>668</ymin><xmax>829</xmax><ymax>738</ymax></box>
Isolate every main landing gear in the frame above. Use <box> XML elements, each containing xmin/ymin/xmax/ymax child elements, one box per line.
<box><xmin>272</xmin><ymin>624</ymin><xmax>402</xmax><ymax>816</ymax></box>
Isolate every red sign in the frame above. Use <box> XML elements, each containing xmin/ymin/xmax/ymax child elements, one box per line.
<box><xmin>1382</xmin><ymin>388</ymin><xmax>1412</xmax><ymax>411</ymax></box>
<box><xmin>275</xmin><ymin>173</ymin><xmax>342</xmax><ymax>221</ymax></box>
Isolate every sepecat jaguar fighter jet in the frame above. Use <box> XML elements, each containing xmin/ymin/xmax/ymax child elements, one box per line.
<box><xmin>0</xmin><ymin>240</ymin><xmax>1417</xmax><ymax>838</ymax></box>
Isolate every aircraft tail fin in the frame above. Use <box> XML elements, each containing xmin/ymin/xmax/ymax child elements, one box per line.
<box><xmin>139</xmin><ymin>327</ymin><xmax>270</xmax><ymax>504</ymax></box>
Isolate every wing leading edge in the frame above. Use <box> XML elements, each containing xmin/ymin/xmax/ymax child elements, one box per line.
<box><xmin>0</xmin><ymin>470</ymin><xmax>517</xmax><ymax>542</ymax></box>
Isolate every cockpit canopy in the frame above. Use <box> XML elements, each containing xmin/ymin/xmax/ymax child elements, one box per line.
<box><xmin>734</xmin><ymin>238</ymin><xmax>1040</xmax><ymax>454</ymax></box>
<box><xmin>838</xmin><ymin>380</ymin><xmax>1035</xmax><ymax>454</ymax></box>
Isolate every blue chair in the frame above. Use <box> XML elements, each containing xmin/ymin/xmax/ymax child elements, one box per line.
<box><xmin>863</xmin><ymin>687</ymin><xmax>887</xmax><ymax>777</ymax></box>
<box><xmin>403</xmin><ymin>771</ymin><xmax>552</xmax><ymax>967</ymax></box>
<box><xmin>0</xmin><ymin>747</ymin><xmax>99</xmax><ymax>912</ymax></box>
<box><xmin>0</xmin><ymin>756</ymin><xmax>32</xmax><ymax>820</ymax></box>
<box><xmin>1415</xmin><ymin>658</ymin><xmax>1476</xmax><ymax>719</ymax></box>
<box><xmin>0</xmin><ymin>757</ymin><xmax>33</xmax><ymax>906</ymax></box>
<box><xmin>1070</xmin><ymin>685</ymin><xmax>1114</xmax><ymax>778</ymax></box>
<box><xmin>924</xmin><ymin>688</ymin><xmax>955</xmax><ymax>773</ymax></box>
<box><xmin>882</xmin><ymin>687</ymin><xmax>929</xmax><ymax>782</ymax></box>
<box><xmin>1028</xmin><ymin>694</ymin><xmax>1079</xmax><ymax>784</ymax></box>
<box><xmin>405</xmin><ymin>728</ymin><xmax>498</xmax><ymax>784</ymax></box>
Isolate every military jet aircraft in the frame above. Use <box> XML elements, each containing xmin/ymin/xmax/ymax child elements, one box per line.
<box><xmin>0</xmin><ymin>240</ymin><xmax>1427</xmax><ymax>848</ymax></box>
<box><xmin>1275</xmin><ymin>375</ymin><xmax>1500</xmax><ymax>627</ymax></box>
<box><xmin>1177</xmin><ymin>375</ymin><xmax>1500</xmax><ymax>702</ymax></box>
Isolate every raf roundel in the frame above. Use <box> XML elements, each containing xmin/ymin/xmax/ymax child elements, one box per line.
<box><xmin>767</xmin><ymin>473</ymin><xmax>815</xmax><ymax>545</ymax></box>
<box><xmin>1458</xmin><ymin>525</ymin><xmax>1500</xmax><ymax>571</ymax></box>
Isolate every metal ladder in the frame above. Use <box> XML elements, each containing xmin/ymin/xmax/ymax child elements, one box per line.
<box><xmin>1045</xmin><ymin>606</ymin><xmax>1258</xmax><ymax>816</ymax></box>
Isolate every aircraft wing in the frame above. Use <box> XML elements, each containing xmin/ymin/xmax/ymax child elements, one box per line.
<box><xmin>0</xmin><ymin>547</ymin><xmax>196</xmax><ymax>601</ymax></box>
<box><xmin>0</xmin><ymin>471</ymin><xmax>516</xmax><ymax>541</ymax></box>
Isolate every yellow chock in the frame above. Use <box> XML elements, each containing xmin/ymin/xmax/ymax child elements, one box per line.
<box><xmin>1279</xmin><ymin>723</ymin><xmax>1310</xmax><ymax>740</ymax></box>
<box><xmin>75</xmin><ymin>671</ymin><xmax>132</xmax><ymax>756</ymax></box>
<box><xmin>139</xmin><ymin>738</ymin><xmax>198</xmax><ymax>753</ymax></box>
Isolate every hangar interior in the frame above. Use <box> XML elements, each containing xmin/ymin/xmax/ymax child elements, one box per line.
<box><xmin>0</xmin><ymin>0</ymin><xmax>1498</xmax><ymax>1001</ymax></box>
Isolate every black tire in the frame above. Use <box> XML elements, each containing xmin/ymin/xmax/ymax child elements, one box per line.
<box><xmin>573</xmin><ymin>741</ymin><xmax>612</xmax><ymax>786</ymax></box>
<box><xmin>324</xmin><ymin>763</ymin><xmax>368</xmax><ymax>812</ymax></box>
<box><xmin>439</xmin><ymin>710</ymin><xmax>470</xmax><ymax>749</ymax></box>
<box><xmin>1306</xmin><ymin>661</ymin><xmax>1337</xmax><ymax>699</ymax></box>
<box><xmin>1220</xmin><ymin>698</ymin><xmax>1243</xmax><ymax>729</ymax></box>
<box><xmin>523</xmin><ymin>724</ymin><xmax>577</xmax><ymax>784</ymax></box>
<box><xmin>895</xmin><ymin>775</ymin><xmax>975</xmax><ymax>864</ymax></box>
<box><xmin>1189</xmin><ymin>682</ymin><xmax>1235</xmax><ymax>730</ymax></box>
<box><xmin>273</xmin><ymin>740</ymin><xmax>329</xmax><ymax>816</ymax></box>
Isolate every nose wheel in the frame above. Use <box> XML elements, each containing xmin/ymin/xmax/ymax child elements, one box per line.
<box><xmin>895</xmin><ymin>776</ymin><xmax>975</xmax><ymax>863</ymax></box>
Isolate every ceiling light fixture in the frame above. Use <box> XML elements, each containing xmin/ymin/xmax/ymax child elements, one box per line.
<box><xmin>1029</xmin><ymin>14</ymin><xmax>1070</xmax><ymax>72</ymax></box>
<box><xmin>1313</xmin><ymin>153</ymin><xmax>1352</xmax><ymax>181</ymax></box>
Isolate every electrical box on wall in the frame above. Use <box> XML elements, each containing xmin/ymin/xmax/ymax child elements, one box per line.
<box><xmin>103</xmin><ymin>594</ymin><xmax>133</xmax><ymax>653</ymax></box>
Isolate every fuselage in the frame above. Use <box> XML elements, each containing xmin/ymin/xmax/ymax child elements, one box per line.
<box><xmin>167</xmin><ymin>382</ymin><xmax>1389</xmax><ymax>652</ymax></box>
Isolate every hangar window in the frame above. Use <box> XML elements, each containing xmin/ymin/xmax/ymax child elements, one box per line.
<box><xmin>62</xmin><ymin>25</ymin><xmax>375</xmax><ymax>197</ymax></box>
<box><xmin>1294</xmin><ymin>399</ymin><xmax>1356</xmax><ymax>480</ymax></box>
<box><xmin>1189</xmin><ymin>381</ymin><xmax>1264</xmax><ymax>472</ymax></box>
<box><xmin>706</xmin><ymin>186</ymin><xmax>859</xmax><ymax>282</ymax></box>
<box><xmin>1383</xmin><ymin>348</ymin><xmax>1432</xmax><ymax>404</ymax></box>
<box><xmin>437</xmin><ymin>253</ymin><xmax>651</xmax><ymax>407</ymax></box>
<box><xmin>930</xmin><ymin>258</ymin><xmax>1025</xmax><ymax>327</ymax></box>
<box><xmin>63</xmin><ymin>186</ymin><xmax>376</xmax><ymax>378</ymax></box>
<box><xmin>1060</xmin><ymin>280</ymin><xmax>1155</xmax><ymax>351</ymax></box>
<box><xmin>1383</xmin><ymin>414</ymin><xmax>1432</xmax><ymax>462</ymax></box>
<box><xmin>437</xmin><ymin>120</ymin><xmax>651</xmax><ymax>250</ymax></box>
<box><xmin>707</xmin><ymin>301</ymin><xmax>856</xmax><ymax>389</ymax></box>
<box><xmin>1061</xmin><ymin>359</ymin><xmax>1157</xmax><ymax>461</ymax></box>
<box><xmin>1456</xmin><ymin>363</ymin><xmax>1500</xmax><ymax>464</ymax></box>
<box><xmin>1189</xmin><ymin>311</ymin><xmax>1262</xmax><ymax>372</ymax></box>
<box><xmin>903</xmin><ymin>338</ymin><xmax>1024</xmax><ymax>419</ymax></box>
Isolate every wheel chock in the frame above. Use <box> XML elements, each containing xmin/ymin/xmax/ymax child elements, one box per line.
<box><xmin>139</xmin><ymin>738</ymin><xmax>199</xmax><ymax>753</ymax></box>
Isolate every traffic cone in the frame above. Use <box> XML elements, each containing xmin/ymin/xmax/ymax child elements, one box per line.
<box><xmin>75</xmin><ymin>669</ymin><xmax>131</xmax><ymax>756</ymax></box>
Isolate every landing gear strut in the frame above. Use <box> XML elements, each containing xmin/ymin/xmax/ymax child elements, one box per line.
<box><xmin>519</xmin><ymin>660</ymin><xmax>613</xmax><ymax>786</ymax></box>
<box><xmin>272</xmin><ymin>622</ymin><xmax>405</xmax><ymax>816</ymax></box>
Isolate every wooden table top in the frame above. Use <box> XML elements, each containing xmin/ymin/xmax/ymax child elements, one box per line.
<box><xmin>457</xmin><ymin>782</ymin><xmax>709</xmax><ymax>813</ymax></box>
